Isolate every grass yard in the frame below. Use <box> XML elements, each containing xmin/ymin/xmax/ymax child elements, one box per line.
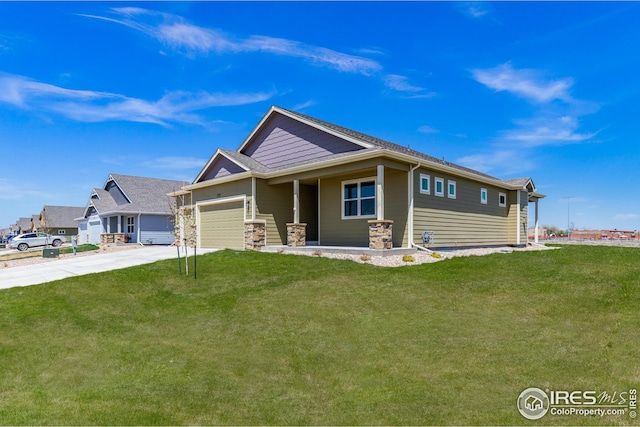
<box><xmin>0</xmin><ymin>245</ymin><xmax>638</xmax><ymax>425</ymax></box>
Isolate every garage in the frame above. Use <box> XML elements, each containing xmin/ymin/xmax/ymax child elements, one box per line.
<box><xmin>88</xmin><ymin>217</ymin><xmax>102</xmax><ymax>244</ymax></box>
<box><xmin>199</xmin><ymin>199</ymin><xmax>245</xmax><ymax>249</ymax></box>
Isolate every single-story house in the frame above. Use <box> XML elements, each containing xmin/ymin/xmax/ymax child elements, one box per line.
<box><xmin>39</xmin><ymin>205</ymin><xmax>85</xmax><ymax>237</ymax></box>
<box><xmin>14</xmin><ymin>216</ymin><xmax>40</xmax><ymax>234</ymax></box>
<box><xmin>77</xmin><ymin>174</ymin><xmax>187</xmax><ymax>245</ymax></box>
<box><xmin>174</xmin><ymin>106</ymin><xmax>545</xmax><ymax>251</ymax></box>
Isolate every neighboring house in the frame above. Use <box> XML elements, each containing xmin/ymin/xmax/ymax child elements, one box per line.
<box><xmin>77</xmin><ymin>174</ymin><xmax>187</xmax><ymax>245</ymax></box>
<box><xmin>39</xmin><ymin>205</ymin><xmax>85</xmax><ymax>238</ymax></box>
<box><xmin>175</xmin><ymin>106</ymin><xmax>545</xmax><ymax>250</ymax></box>
<box><xmin>15</xmin><ymin>216</ymin><xmax>39</xmax><ymax>234</ymax></box>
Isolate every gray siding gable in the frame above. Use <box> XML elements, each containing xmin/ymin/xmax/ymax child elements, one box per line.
<box><xmin>240</xmin><ymin>112</ymin><xmax>364</xmax><ymax>169</ymax></box>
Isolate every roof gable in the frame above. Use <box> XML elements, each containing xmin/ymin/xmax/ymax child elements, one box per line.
<box><xmin>82</xmin><ymin>174</ymin><xmax>187</xmax><ymax>217</ymax></box>
<box><xmin>238</xmin><ymin>110</ymin><xmax>364</xmax><ymax>169</ymax></box>
<box><xmin>40</xmin><ymin>206</ymin><xmax>84</xmax><ymax>228</ymax></box>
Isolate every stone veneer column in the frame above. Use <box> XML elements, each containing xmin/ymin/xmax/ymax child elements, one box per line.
<box><xmin>286</xmin><ymin>223</ymin><xmax>307</xmax><ymax>247</ymax></box>
<box><xmin>244</xmin><ymin>221</ymin><xmax>266</xmax><ymax>250</ymax></box>
<box><xmin>368</xmin><ymin>219</ymin><xmax>393</xmax><ymax>250</ymax></box>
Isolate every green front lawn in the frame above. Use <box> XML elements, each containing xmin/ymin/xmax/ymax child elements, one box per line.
<box><xmin>0</xmin><ymin>246</ymin><xmax>638</xmax><ymax>425</ymax></box>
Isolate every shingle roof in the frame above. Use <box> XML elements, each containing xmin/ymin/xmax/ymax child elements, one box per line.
<box><xmin>503</xmin><ymin>177</ymin><xmax>532</xmax><ymax>187</ymax></box>
<box><xmin>104</xmin><ymin>174</ymin><xmax>188</xmax><ymax>214</ymax></box>
<box><xmin>88</xmin><ymin>188</ymin><xmax>118</xmax><ymax>214</ymax></box>
<box><xmin>41</xmin><ymin>206</ymin><xmax>85</xmax><ymax>228</ymax></box>
<box><xmin>277</xmin><ymin>106</ymin><xmax>501</xmax><ymax>181</ymax></box>
<box><xmin>219</xmin><ymin>149</ymin><xmax>271</xmax><ymax>174</ymax></box>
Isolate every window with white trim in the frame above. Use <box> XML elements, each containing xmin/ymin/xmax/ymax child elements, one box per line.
<box><xmin>126</xmin><ymin>216</ymin><xmax>135</xmax><ymax>233</ymax></box>
<box><xmin>419</xmin><ymin>174</ymin><xmax>430</xmax><ymax>194</ymax></box>
<box><xmin>343</xmin><ymin>178</ymin><xmax>376</xmax><ymax>218</ymax></box>
<box><xmin>481</xmin><ymin>188</ymin><xmax>488</xmax><ymax>204</ymax></box>
<box><xmin>499</xmin><ymin>192</ymin><xmax>507</xmax><ymax>207</ymax></box>
<box><xmin>447</xmin><ymin>180</ymin><xmax>457</xmax><ymax>199</ymax></box>
<box><xmin>58</xmin><ymin>230</ymin><xmax>66</xmax><ymax>235</ymax></box>
<box><xmin>435</xmin><ymin>177</ymin><xmax>444</xmax><ymax>197</ymax></box>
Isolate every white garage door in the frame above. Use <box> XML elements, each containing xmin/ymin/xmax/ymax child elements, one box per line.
<box><xmin>88</xmin><ymin>218</ymin><xmax>102</xmax><ymax>244</ymax></box>
<box><xmin>199</xmin><ymin>200</ymin><xmax>245</xmax><ymax>249</ymax></box>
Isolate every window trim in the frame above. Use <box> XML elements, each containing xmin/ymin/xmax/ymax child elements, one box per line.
<box><xmin>126</xmin><ymin>216</ymin><xmax>135</xmax><ymax>233</ymax></box>
<box><xmin>58</xmin><ymin>230</ymin><xmax>66</xmax><ymax>235</ymax></box>
<box><xmin>434</xmin><ymin>177</ymin><xmax>444</xmax><ymax>197</ymax></box>
<box><xmin>481</xmin><ymin>188</ymin><xmax>488</xmax><ymax>204</ymax></box>
<box><xmin>499</xmin><ymin>192</ymin><xmax>507</xmax><ymax>207</ymax></box>
<box><xmin>419</xmin><ymin>174</ymin><xmax>431</xmax><ymax>195</ymax></box>
<box><xmin>341</xmin><ymin>177</ymin><xmax>377</xmax><ymax>219</ymax></box>
<box><xmin>447</xmin><ymin>180</ymin><xmax>457</xmax><ymax>199</ymax></box>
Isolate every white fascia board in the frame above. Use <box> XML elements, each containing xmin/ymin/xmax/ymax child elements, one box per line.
<box><xmin>184</xmin><ymin>171</ymin><xmax>254</xmax><ymax>191</ymax></box>
<box><xmin>106</xmin><ymin>175</ymin><xmax>133</xmax><ymax>204</ymax></box>
<box><xmin>184</xmin><ymin>148</ymin><xmax>532</xmax><ymax>193</ymax></box>
<box><xmin>236</xmin><ymin>106</ymin><xmax>279</xmax><ymax>153</ymax></box>
<box><xmin>274</xmin><ymin>107</ymin><xmax>375</xmax><ymax>149</ymax></box>
<box><xmin>192</xmin><ymin>149</ymin><xmax>251</xmax><ymax>184</ymax></box>
<box><xmin>218</xmin><ymin>150</ymin><xmax>251</xmax><ymax>171</ymax></box>
<box><xmin>98</xmin><ymin>210</ymin><xmax>172</xmax><ymax>217</ymax></box>
<box><xmin>192</xmin><ymin>149</ymin><xmax>222</xmax><ymax>184</ymax></box>
<box><xmin>236</xmin><ymin>106</ymin><xmax>375</xmax><ymax>154</ymax></box>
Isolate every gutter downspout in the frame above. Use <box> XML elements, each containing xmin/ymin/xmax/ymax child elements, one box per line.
<box><xmin>408</xmin><ymin>162</ymin><xmax>421</xmax><ymax>248</ymax></box>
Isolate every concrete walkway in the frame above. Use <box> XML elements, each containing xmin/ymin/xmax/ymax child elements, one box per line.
<box><xmin>0</xmin><ymin>246</ymin><xmax>218</xmax><ymax>290</ymax></box>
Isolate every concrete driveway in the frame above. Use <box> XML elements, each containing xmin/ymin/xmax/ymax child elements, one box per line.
<box><xmin>0</xmin><ymin>246</ymin><xmax>218</xmax><ymax>290</ymax></box>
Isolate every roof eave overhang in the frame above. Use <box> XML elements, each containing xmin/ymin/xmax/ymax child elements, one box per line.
<box><xmin>193</xmin><ymin>149</ymin><xmax>253</xmax><ymax>184</ymax></box>
<box><xmin>97</xmin><ymin>210</ymin><xmax>172</xmax><ymax>217</ymax></box>
<box><xmin>182</xmin><ymin>149</ymin><xmax>530</xmax><ymax>191</ymax></box>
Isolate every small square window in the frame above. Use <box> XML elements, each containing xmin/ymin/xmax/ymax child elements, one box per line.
<box><xmin>481</xmin><ymin>188</ymin><xmax>487</xmax><ymax>204</ymax></box>
<box><xmin>447</xmin><ymin>180</ymin><xmax>456</xmax><ymax>199</ymax></box>
<box><xmin>58</xmin><ymin>230</ymin><xmax>66</xmax><ymax>235</ymax></box>
<box><xmin>499</xmin><ymin>192</ymin><xmax>507</xmax><ymax>207</ymax></box>
<box><xmin>435</xmin><ymin>177</ymin><xmax>444</xmax><ymax>197</ymax></box>
<box><xmin>420</xmin><ymin>174</ymin><xmax>430</xmax><ymax>194</ymax></box>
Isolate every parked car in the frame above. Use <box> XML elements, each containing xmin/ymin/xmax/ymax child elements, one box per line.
<box><xmin>8</xmin><ymin>233</ymin><xmax>66</xmax><ymax>251</ymax></box>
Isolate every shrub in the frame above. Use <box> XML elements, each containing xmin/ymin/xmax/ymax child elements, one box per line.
<box><xmin>402</xmin><ymin>255</ymin><xmax>414</xmax><ymax>263</ymax></box>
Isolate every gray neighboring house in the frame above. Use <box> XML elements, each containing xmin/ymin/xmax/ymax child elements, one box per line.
<box><xmin>77</xmin><ymin>174</ymin><xmax>187</xmax><ymax>245</ymax></box>
<box><xmin>14</xmin><ymin>216</ymin><xmax>40</xmax><ymax>234</ymax></box>
<box><xmin>39</xmin><ymin>206</ymin><xmax>85</xmax><ymax>237</ymax></box>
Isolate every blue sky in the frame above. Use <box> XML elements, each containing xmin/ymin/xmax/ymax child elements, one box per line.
<box><xmin>1</xmin><ymin>2</ymin><xmax>640</xmax><ymax>232</ymax></box>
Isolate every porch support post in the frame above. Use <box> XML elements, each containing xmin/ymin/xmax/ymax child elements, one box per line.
<box><xmin>244</xmin><ymin>221</ymin><xmax>266</xmax><ymax>250</ymax></box>
<box><xmin>117</xmin><ymin>215</ymin><xmax>122</xmax><ymax>233</ymax></box>
<box><xmin>534</xmin><ymin>198</ymin><xmax>539</xmax><ymax>243</ymax></box>
<box><xmin>293</xmin><ymin>179</ymin><xmax>300</xmax><ymax>224</ymax></box>
<box><xmin>516</xmin><ymin>191</ymin><xmax>521</xmax><ymax>246</ymax></box>
<box><xmin>377</xmin><ymin>164</ymin><xmax>384</xmax><ymax>221</ymax></box>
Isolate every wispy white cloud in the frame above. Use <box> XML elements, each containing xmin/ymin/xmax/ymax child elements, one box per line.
<box><xmin>457</xmin><ymin>149</ymin><xmax>534</xmax><ymax>175</ymax></box>
<box><xmin>383</xmin><ymin>74</ymin><xmax>436</xmax><ymax>98</ymax></box>
<box><xmin>502</xmin><ymin>116</ymin><xmax>599</xmax><ymax>147</ymax></box>
<box><xmin>417</xmin><ymin>125</ymin><xmax>439</xmax><ymax>134</ymax></box>
<box><xmin>82</xmin><ymin>8</ymin><xmax>383</xmax><ymax>76</ymax></box>
<box><xmin>292</xmin><ymin>100</ymin><xmax>316</xmax><ymax>111</ymax></box>
<box><xmin>0</xmin><ymin>178</ymin><xmax>51</xmax><ymax>201</ymax></box>
<box><xmin>472</xmin><ymin>63</ymin><xmax>599</xmax><ymax>149</ymax></box>
<box><xmin>472</xmin><ymin>63</ymin><xmax>573</xmax><ymax>103</ymax></box>
<box><xmin>461</xmin><ymin>2</ymin><xmax>491</xmax><ymax>18</ymax></box>
<box><xmin>613</xmin><ymin>213</ymin><xmax>638</xmax><ymax>221</ymax></box>
<box><xmin>0</xmin><ymin>73</ymin><xmax>274</xmax><ymax>126</ymax></box>
<box><xmin>142</xmin><ymin>156</ymin><xmax>208</xmax><ymax>169</ymax></box>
